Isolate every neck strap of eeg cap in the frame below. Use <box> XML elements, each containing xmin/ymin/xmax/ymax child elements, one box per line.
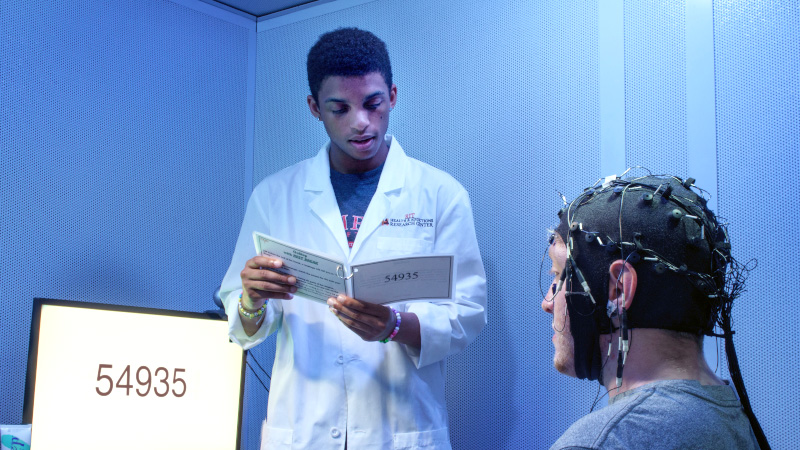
<box><xmin>563</xmin><ymin>192</ymin><xmax>606</xmax><ymax>381</ymax></box>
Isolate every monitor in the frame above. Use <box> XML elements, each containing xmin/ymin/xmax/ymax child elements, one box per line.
<box><xmin>23</xmin><ymin>298</ymin><xmax>245</xmax><ymax>450</ymax></box>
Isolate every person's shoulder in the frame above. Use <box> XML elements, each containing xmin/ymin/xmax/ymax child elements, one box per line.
<box><xmin>549</xmin><ymin>408</ymin><xmax>616</xmax><ymax>450</ymax></box>
<box><xmin>252</xmin><ymin>154</ymin><xmax>317</xmax><ymax>193</ymax></box>
<box><xmin>403</xmin><ymin>156</ymin><xmax>467</xmax><ymax>194</ymax></box>
<box><xmin>550</xmin><ymin>389</ymin><xmax>653</xmax><ymax>450</ymax></box>
<box><xmin>565</xmin><ymin>381</ymin><xmax>758</xmax><ymax>450</ymax></box>
<box><xmin>627</xmin><ymin>379</ymin><xmax>742</xmax><ymax>413</ymax></box>
<box><xmin>388</xmin><ymin>137</ymin><xmax>460</xmax><ymax>186</ymax></box>
<box><xmin>551</xmin><ymin>423</ymin><xmax>600</xmax><ymax>449</ymax></box>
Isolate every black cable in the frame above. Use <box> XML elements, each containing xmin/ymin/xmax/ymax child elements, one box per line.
<box><xmin>722</xmin><ymin>319</ymin><xmax>770</xmax><ymax>450</ymax></box>
<box><xmin>249</xmin><ymin>349</ymin><xmax>272</xmax><ymax>380</ymax></box>
<box><xmin>539</xmin><ymin>242</ymin><xmax>553</xmax><ymax>301</ymax></box>
<box><xmin>245</xmin><ymin>358</ymin><xmax>270</xmax><ymax>393</ymax></box>
<box><xmin>590</xmin><ymin>383</ymin><xmax>620</xmax><ymax>413</ymax></box>
<box><xmin>590</xmin><ymin>336</ymin><xmax>615</xmax><ymax>412</ymax></box>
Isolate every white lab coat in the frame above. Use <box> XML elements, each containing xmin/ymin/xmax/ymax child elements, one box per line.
<box><xmin>220</xmin><ymin>137</ymin><xmax>487</xmax><ymax>450</ymax></box>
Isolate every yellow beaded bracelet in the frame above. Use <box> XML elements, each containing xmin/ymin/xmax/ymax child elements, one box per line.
<box><xmin>238</xmin><ymin>293</ymin><xmax>266</xmax><ymax>324</ymax></box>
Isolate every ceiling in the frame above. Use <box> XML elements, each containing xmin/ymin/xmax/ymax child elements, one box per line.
<box><xmin>205</xmin><ymin>0</ymin><xmax>324</xmax><ymax>17</ymax></box>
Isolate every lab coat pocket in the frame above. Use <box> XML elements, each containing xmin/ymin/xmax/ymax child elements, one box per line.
<box><xmin>392</xmin><ymin>427</ymin><xmax>450</xmax><ymax>449</ymax></box>
<box><xmin>376</xmin><ymin>237</ymin><xmax>433</xmax><ymax>255</ymax></box>
<box><xmin>261</xmin><ymin>423</ymin><xmax>293</xmax><ymax>449</ymax></box>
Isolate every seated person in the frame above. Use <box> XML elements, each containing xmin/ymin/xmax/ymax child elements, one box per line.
<box><xmin>541</xmin><ymin>172</ymin><xmax>769</xmax><ymax>450</ymax></box>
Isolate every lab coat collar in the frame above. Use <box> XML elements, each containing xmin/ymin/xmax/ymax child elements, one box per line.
<box><xmin>350</xmin><ymin>136</ymin><xmax>407</xmax><ymax>260</ymax></box>
<box><xmin>304</xmin><ymin>135</ymin><xmax>406</xmax><ymax>192</ymax></box>
<box><xmin>304</xmin><ymin>136</ymin><xmax>408</xmax><ymax>261</ymax></box>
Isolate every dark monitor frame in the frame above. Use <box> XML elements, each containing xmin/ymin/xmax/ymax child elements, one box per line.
<box><xmin>23</xmin><ymin>297</ymin><xmax>245</xmax><ymax>449</ymax></box>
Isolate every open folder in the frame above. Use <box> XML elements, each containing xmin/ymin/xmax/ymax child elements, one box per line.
<box><xmin>253</xmin><ymin>231</ymin><xmax>454</xmax><ymax>305</ymax></box>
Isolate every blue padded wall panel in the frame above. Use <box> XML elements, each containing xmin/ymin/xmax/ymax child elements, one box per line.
<box><xmin>497</xmin><ymin>1</ymin><xmax>601</xmax><ymax>448</ymax></box>
<box><xmin>97</xmin><ymin>0</ymin><xmax>249</xmax><ymax>312</ymax></box>
<box><xmin>1</xmin><ymin>1</ymin><xmax>103</xmax><ymax>424</ymax></box>
<box><xmin>1</xmin><ymin>0</ymin><xmax>249</xmax><ymax>428</ymax></box>
<box><xmin>624</xmin><ymin>0</ymin><xmax>688</xmax><ymax>176</ymax></box>
<box><xmin>714</xmin><ymin>1</ymin><xmax>800</xmax><ymax>448</ymax></box>
<box><xmin>388</xmin><ymin>2</ymin><xmax>501</xmax><ymax>448</ymax></box>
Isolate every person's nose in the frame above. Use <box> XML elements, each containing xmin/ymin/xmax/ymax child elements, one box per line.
<box><xmin>542</xmin><ymin>296</ymin><xmax>553</xmax><ymax>314</ymax></box>
<box><xmin>351</xmin><ymin>108</ymin><xmax>369</xmax><ymax>133</ymax></box>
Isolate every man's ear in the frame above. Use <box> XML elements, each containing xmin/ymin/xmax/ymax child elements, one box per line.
<box><xmin>608</xmin><ymin>260</ymin><xmax>637</xmax><ymax>309</ymax></box>
<box><xmin>307</xmin><ymin>95</ymin><xmax>321</xmax><ymax>119</ymax></box>
<box><xmin>389</xmin><ymin>84</ymin><xmax>397</xmax><ymax>109</ymax></box>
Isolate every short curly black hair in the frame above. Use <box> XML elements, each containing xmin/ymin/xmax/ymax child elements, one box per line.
<box><xmin>307</xmin><ymin>27</ymin><xmax>393</xmax><ymax>103</ymax></box>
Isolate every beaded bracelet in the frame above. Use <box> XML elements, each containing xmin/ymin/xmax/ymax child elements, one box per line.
<box><xmin>380</xmin><ymin>308</ymin><xmax>401</xmax><ymax>343</ymax></box>
<box><xmin>238</xmin><ymin>293</ymin><xmax>266</xmax><ymax>325</ymax></box>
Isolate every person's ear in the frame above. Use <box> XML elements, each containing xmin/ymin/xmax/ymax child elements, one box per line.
<box><xmin>307</xmin><ymin>95</ymin><xmax>322</xmax><ymax>120</ymax></box>
<box><xmin>389</xmin><ymin>84</ymin><xmax>397</xmax><ymax>109</ymax></box>
<box><xmin>608</xmin><ymin>260</ymin><xmax>637</xmax><ymax>310</ymax></box>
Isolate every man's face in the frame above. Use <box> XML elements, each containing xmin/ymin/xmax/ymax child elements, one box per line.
<box><xmin>308</xmin><ymin>72</ymin><xmax>397</xmax><ymax>174</ymax></box>
<box><xmin>541</xmin><ymin>238</ymin><xmax>577</xmax><ymax>377</ymax></box>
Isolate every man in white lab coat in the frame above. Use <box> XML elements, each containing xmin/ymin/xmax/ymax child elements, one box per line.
<box><xmin>219</xmin><ymin>28</ymin><xmax>487</xmax><ymax>450</ymax></box>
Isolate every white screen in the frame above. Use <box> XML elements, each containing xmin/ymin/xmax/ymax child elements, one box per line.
<box><xmin>28</xmin><ymin>303</ymin><xmax>244</xmax><ymax>450</ymax></box>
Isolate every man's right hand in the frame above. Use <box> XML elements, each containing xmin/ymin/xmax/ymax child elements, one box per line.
<box><xmin>240</xmin><ymin>256</ymin><xmax>298</xmax><ymax>309</ymax></box>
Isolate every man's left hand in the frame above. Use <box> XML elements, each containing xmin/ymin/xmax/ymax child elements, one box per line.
<box><xmin>327</xmin><ymin>295</ymin><xmax>395</xmax><ymax>342</ymax></box>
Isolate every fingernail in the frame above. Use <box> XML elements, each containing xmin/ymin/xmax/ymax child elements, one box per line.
<box><xmin>287</xmin><ymin>293</ymin><xmax>293</xmax><ymax>299</ymax></box>
<box><xmin>337</xmin><ymin>294</ymin><xmax>345</xmax><ymax>301</ymax></box>
<box><xmin>329</xmin><ymin>307</ymin><xmax>337</xmax><ymax>314</ymax></box>
<box><xmin>327</xmin><ymin>298</ymin><xmax>334</xmax><ymax>306</ymax></box>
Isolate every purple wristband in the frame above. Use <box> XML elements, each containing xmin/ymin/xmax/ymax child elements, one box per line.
<box><xmin>380</xmin><ymin>308</ymin><xmax>401</xmax><ymax>343</ymax></box>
